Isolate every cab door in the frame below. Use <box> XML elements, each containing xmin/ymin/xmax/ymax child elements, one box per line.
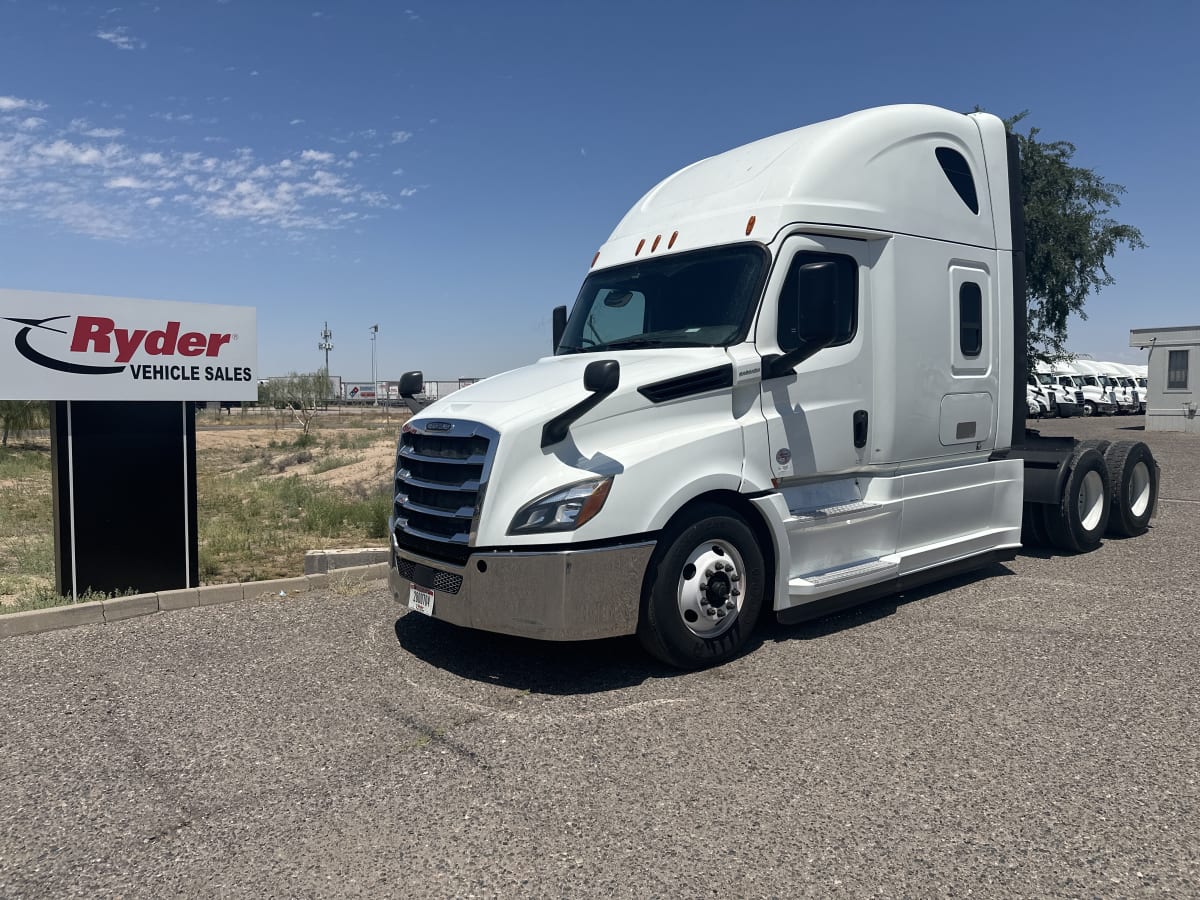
<box><xmin>757</xmin><ymin>234</ymin><xmax>874</xmax><ymax>482</ymax></box>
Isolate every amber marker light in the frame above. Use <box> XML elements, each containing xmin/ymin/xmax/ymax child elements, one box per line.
<box><xmin>575</xmin><ymin>478</ymin><xmax>613</xmax><ymax>528</ymax></box>
<box><xmin>635</xmin><ymin>238</ymin><xmax>645</xmax><ymax>255</ymax></box>
<box><xmin>745</xmin><ymin>215</ymin><xmax>756</xmax><ymax>236</ymax></box>
<box><xmin>591</xmin><ymin>251</ymin><xmax>600</xmax><ymax>268</ymax></box>
<box><xmin>668</xmin><ymin>231</ymin><xmax>678</xmax><ymax>249</ymax></box>
<box><xmin>651</xmin><ymin>234</ymin><xmax>661</xmax><ymax>252</ymax></box>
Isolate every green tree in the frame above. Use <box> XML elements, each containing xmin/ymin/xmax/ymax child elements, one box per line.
<box><xmin>0</xmin><ymin>400</ymin><xmax>48</xmax><ymax>447</ymax></box>
<box><xmin>1006</xmin><ymin>112</ymin><xmax>1145</xmax><ymax>364</ymax></box>
<box><xmin>269</xmin><ymin>371</ymin><xmax>332</xmax><ymax>436</ymax></box>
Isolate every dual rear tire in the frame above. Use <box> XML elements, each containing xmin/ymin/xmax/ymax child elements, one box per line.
<box><xmin>1025</xmin><ymin>440</ymin><xmax>1157</xmax><ymax>553</ymax></box>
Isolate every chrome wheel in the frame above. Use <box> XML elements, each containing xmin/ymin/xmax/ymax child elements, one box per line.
<box><xmin>675</xmin><ymin>539</ymin><xmax>746</xmax><ymax>639</ymax></box>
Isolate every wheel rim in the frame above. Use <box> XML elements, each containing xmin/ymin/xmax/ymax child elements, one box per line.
<box><xmin>1078</xmin><ymin>469</ymin><xmax>1105</xmax><ymax>531</ymax></box>
<box><xmin>1083</xmin><ymin>403</ymin><xmax>1094</xmax><ymax>416</ymax></box>
<box><xmin>675</xmin><ymin>539</ymin><xmax>746</xmax><ymax>639</ymax></box>
<box><xmin>1129</xmin><ymin>461</ymin><xmax>1152</xmax><ymax>517</ymax></box>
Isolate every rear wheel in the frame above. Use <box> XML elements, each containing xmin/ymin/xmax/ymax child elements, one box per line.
<box><xmin>638</xmin><ymin>503</ymin><xmax>765</xmax><ymax>669</ymax></box>
<box><xmin>1103</xmin><ymin>441</ymin><xmax>1158</xmax><ymax>537</ymax></box>
<box><xmin>1042</xmin><ymin>448</ymin><xmax>1110</xmax><ymax>553</ymax></box>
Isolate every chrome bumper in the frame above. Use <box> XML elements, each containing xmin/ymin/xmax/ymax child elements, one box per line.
<box><xmin>389</xmin><ymin>536</ymin><xmax>656</xmax><ymax>641</ymax></box>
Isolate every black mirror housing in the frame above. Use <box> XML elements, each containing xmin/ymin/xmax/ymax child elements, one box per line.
<box><xmin>398</xmin><ymin>371</ymin><xmax>424</xmax><ymax>397</ymax></box>
<box><xmin>552</xmin><ymin>305</ymin><xmax>567</xmax><ymax>353</ymax></box>
<box><xmin>583</xmin><ymin>359</ymin><xmax>620</xmax><ymax>394</ymax></box>
<box><xmin>766</xmin><ymin>261</ymin><xmax>842</xmax><ymax>378</ymax></box>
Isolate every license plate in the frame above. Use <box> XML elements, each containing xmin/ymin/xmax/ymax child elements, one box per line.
<box><xmin>408</xmin><ymin>584</ymin><xmax>435</xmax><ymax>616</ymax></box>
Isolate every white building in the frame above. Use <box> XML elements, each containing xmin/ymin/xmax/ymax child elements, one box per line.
<box><xmin>1129</xmin><ymin>326</ymin><xmax>1199</xmax><ymax>433</ymax></box>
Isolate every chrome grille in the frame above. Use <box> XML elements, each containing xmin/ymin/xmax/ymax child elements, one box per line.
<box><xmin>393</xmin><ymin>419</ymin><xmax>496</xmax><ymax>566</ymax></box>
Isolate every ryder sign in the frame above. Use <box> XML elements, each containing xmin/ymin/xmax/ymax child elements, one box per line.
<box><xmin>0</xmin><ymin>289</ymin><xmax>257</xmax><ymax>400</ymax></box>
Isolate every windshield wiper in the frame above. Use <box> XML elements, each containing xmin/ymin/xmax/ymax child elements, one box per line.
<box><xmin>594</xmin><ymin>338</ymin><xmax>692</xmax><ymax>350</ymax></box>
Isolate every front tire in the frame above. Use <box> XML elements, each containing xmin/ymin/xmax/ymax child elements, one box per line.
<box><xmin>638</xmin><ymin>503</ymin><xmax>766</xmax><ymax>669</ymax></box>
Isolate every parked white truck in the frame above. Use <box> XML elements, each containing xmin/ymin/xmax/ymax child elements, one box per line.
<box><xmin>389</xmin><ymin>105</ymin><xmax>1159</xmax><ymax>668</ymax></box>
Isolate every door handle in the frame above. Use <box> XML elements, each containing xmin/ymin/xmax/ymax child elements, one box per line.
<box><xmin>853</xmin><ymin>410</ymin><xmax>868</xmax><ymax>449</ymax></box>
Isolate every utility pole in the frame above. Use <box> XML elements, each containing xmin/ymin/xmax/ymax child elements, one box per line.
<box><xmin>318</xmin><ymin>322</ymin><xmax>334</xmax><ymax>408</ymax></box>
<box><xmin>370</xmin><ymin>324</ymin><xmax>379</xmax><ymax>406</ymax></box>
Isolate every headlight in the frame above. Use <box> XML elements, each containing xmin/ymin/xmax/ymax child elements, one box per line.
<box><xmin>507</xmin><ymin>477</ymin><xmax>613</xmax><ymax>535</ymax></box>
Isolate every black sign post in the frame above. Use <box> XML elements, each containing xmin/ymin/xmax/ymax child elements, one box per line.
<box><xmin>51</xmin><ymin>400</ymin><xmax>199</xmax><ymax>597</ymax></box>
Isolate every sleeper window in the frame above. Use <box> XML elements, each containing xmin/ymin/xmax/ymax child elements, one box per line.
<box><xmin>959</xmin><ymin>282</ymin><xmax>983</xmax><ymax>357</ymax></box>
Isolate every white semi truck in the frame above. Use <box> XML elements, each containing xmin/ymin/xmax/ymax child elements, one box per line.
<box><xmin>388</xmin><ymin>105</ymin><xmax>1159</xmax><ymax>668</ymax></box>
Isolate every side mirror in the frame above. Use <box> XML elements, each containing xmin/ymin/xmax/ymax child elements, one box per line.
<box><xmin>766</xmin><ymin>261</ymin><xmax>842</xmax><ymax>378</ymax></box>
<box><xmin>552</xmin><ymin>305</ymin><xmax>567</xmax><ymax>353</ymax></box>
<box><xmin>541</xmin><ymin>359</ymin><xmax>620</xmax><ymax>449</ymax></box>
<box><xmin>583</xmin><ymin>359</ymin><xmax>620</xmax><ymax>394</ymax></box>
<box><xmin>398</xmin><ymin>371</ymin><xmax>423</xmax><ymax>397</ymax></box>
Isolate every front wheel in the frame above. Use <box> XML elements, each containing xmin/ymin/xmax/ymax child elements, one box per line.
<box><xmin>1082</xmin><ymin>401</ymin><xmax>1096</xmax><ymax>417</ymax></box>
<box><xmin>637</xmin><ymin>503</ymin><xmax>766</xmax><ymax>669</ymax></box>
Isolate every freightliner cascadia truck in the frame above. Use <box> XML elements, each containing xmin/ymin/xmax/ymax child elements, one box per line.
<box><xmin>388</xmin><ymin>105</ymin><xmax>1159</xmax><ymax>669</ymax></box>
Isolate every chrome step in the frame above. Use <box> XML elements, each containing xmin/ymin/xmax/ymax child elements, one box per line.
<box><xmin>789</xmin><ymin>500</ymin><xmax>880</xmax><ymax>521</ymax></box>
<box><xmin>787</xmin><ymin>561</ymin><xmax>902</xmax><ymax>595</ymax></box>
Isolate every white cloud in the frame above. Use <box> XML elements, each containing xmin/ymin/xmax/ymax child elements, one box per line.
<box><xmin>18</xmin><ymin>117</ymin><xmax>46</xmax><ymax>130</ymax></box>
<box><xmin>96</xmin><ymin>25</ymin><xmax>146</xmax><ymax>50</ymax></box>
<box><xmin>34</xmin><ymin>140</ymin><xmax>119</xmax><ymax>167</ymax></box>
<box><xmin>106</xmin><ymin>175</ymin><xmax>151</xmax><ymax>189</ymax></box>
<box><xmin>289</xmin><ymin>118</ymin><xmax>305</xmax><ymax>126</ymax></box>
<box><xmin>151</xmin><ymin>111</ymin><xmax>194</xmax><ymax>123</ymax></box>
<box><xmin>0</xmin><ymin>109</ymin><xmax>396</xmax><ymax>241</ymax></box>
<box><xmin>390</xmin><ymin>130</ymin><xmax>412</xmax><ymax>144</ymax></box>
<box><xmin>0</xmin><ymin>96</ymin><xmax>47</xmax><ymax>112</ymax></box>
<box><xmin>391</xmin><ymin>168</ymin><xmax>404</xmax><ymax>176</ymax></box>
<box><xmin>68</xmin><ymin>118</ymin><xmax>125</xmax><ymax>137</ymax></box>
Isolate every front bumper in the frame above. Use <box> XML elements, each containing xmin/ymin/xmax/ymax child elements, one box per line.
<box><xmin>389</xmin><ymin>535</ymin><xmax>657</xmax><ymax>641</ymax></box>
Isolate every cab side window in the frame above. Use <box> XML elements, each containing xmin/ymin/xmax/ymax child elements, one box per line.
<box><xmin>777</xmin><ymin>252</ymin><xmax>858</xmax><ymax>352</ymax></box>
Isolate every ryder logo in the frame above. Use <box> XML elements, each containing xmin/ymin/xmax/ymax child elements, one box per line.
<box><xmin>4</xmin><ymin>314</ymin><xmax>234</xmax><ymax>376</ymax></box>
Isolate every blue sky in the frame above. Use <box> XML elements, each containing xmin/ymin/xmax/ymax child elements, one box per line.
<box><xmin>1</xmin><ymin>0</ymin><xmax>1196</xmax><ymax>382</ymax></box>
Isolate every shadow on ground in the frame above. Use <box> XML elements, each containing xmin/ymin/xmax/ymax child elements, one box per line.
<box><xmin>393</xmin><ymin>613</ymin><xmax>675</xmax><ymax>695</ymax></box>
<box><xmin>393</xmin><ymin>564</ymin><xmax>1018</xmax><ymax>692</ymax></box>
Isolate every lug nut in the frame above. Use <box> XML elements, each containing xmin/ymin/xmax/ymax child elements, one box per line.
<box><xmin>726</xmin><ymin>601</ymin><xmax>735</xmax><ymax>610</ymax></box>
<box><xmin>716</xmin><ymin>608</ymin><xmax>727</xmax><ymax>618</ymax></box>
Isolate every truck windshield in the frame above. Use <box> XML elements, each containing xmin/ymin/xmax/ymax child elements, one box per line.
<box><xmin>558</xmin><ymin>244</ymin><xmax>769</xmax><ymax>354</ymax></box>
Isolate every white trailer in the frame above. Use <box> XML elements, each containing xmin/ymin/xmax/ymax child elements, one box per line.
<box><xmin>389</xmin><ymin>105</ymin><xmax>1160</xmax><ymax>668</ymax></box>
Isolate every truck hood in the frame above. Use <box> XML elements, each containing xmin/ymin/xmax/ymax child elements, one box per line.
<box><xmin>416</xmin><ymin>348</ymin><xmax>735</xmax><ymax>433</ymax></box>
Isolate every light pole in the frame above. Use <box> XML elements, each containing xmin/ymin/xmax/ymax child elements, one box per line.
<box><xmin>369</xmin><ymin>324</ymin><xmax>379</xmax><ymax>406</ymax></box>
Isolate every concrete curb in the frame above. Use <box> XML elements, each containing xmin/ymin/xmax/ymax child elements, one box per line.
<box><xmin>304</xmin><ymin>547</ymin><xmax>390</xmax><ymax>575</ymax></box>
<box><xmin>0</xmin><ymin>555</ymin><xmax>389</xmax><ymax>639</ymax></box>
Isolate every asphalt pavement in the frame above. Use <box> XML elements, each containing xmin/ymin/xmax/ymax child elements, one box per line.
<box><xmin>1</xmin><ymin>416</ymin><xmax>1197</xmax><ymax>898</ymax></box>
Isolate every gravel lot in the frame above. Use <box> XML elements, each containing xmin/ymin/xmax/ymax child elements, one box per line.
<box><xmin>2</xmin><ymin>416</ymin><xmax>1197</xmax><ymax>898</ymax></box>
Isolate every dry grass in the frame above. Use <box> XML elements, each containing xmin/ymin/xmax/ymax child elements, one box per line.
<box><xmin>0</xmin><ymin>408</ymin><xmax>407</xmax><ymax>609</ymax></box>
